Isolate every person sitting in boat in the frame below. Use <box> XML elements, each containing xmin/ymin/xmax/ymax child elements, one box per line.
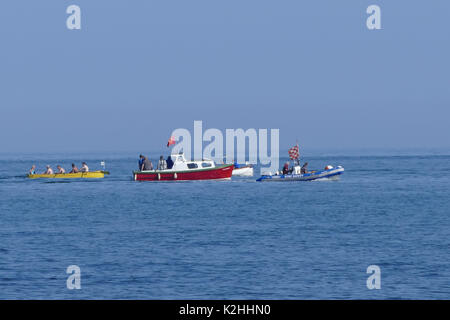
<box><xmin>69</xmin><ymin>163</ymin><xmax>79</xmax><ymax>173</ymax></box>
<box><xmin>141</xmin><ymin>156</ymin><xmax>153</xmax><ymax>171</ymax></box>
<box><xmin>166</xmin><ymin>156</ymin><xmax>174</xmax><ymax>169</ymax></box>
<box><xmin>301</xmin><ymin>162</ymin><xmax>309</xmax><ymax>174</ymax></box>
<box><xmin>157</xmin><ymin>156</ymin><xmax>167</xmax><ymax>170</ymax></box>
<box><xmin>29</xmin><ymin>165</ymin><xmax>36</xmax><ymax>175</ymax></box>
<box><xmin>56</xmin><ymin>165</ymin><xmax>66</xmax><ymax>174</ymax></box>
<box><xmin>80</xmin><ymin>162</ymin><xmax>89</xmax><ymax>172</ymax></box>
<box><xmin>282</xmin><ymin>162</ymin><xmax>290</xmax><ymax>175</ymax></box>
<box><xmin>43</xmin><ymin>165</ymin><xmax>54</xmax><ymax>175</ymax></box>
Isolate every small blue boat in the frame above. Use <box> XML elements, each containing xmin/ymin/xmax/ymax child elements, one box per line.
<box><xmin>257</xmin><ymin>166</ymin><xmax>344</xmax><ymax>182</ymax></box>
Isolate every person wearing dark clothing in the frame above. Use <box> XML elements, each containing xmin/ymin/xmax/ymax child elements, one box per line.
<box><xmin>301</xmin><ymin>162</ymin><xmax>308</xmax><ymax>174</ymax></box>
<box><xmin>282</xmin><ymin>162</ymin><xmax>289</xmax><ymax>175</ymax></box>
<box><xmin>138</xmin><ymin>154</ymin><xmax>145</xmax><ymax>170</ymax></box>
<box><xmin>166</xmin><ymin>156</ymin><xmax>174</xmax><ymax>169</ymax></box>
<box><xmin>70</xmin><ymin>163</ymin><xmax>79</xmax><ymax>173</ymax></box>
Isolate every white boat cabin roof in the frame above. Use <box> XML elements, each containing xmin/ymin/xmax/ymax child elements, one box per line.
<box><xmin>167</xmin><ymin>153</ymin><xmax>215</xmax><ymax>171</ymax></box>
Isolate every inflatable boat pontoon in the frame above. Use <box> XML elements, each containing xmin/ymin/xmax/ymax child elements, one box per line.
<box><xmin>257</xmin><ymin>166</ymin><xmax>344</xmax><ymax>182</ymax></box>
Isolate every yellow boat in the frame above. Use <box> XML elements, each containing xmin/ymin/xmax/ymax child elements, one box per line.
<box><xmin>27</xmin><ymin>171</ymin><xmax>109</xmax><ymax>179</ymax></box>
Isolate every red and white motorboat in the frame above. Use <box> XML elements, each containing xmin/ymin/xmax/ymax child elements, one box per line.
<box><xmin>133</xmin><ymin>153</ymin><xmax>234</xmax><ymax>182</ymax></box>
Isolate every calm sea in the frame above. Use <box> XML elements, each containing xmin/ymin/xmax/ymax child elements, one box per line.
<box><xmin>0</xmin><ymin>151</ymin><xmax>449</xmax><ymax>299</ymax></box>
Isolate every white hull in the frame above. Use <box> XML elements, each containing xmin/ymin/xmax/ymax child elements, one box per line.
<box><xmin>232</xmin><ymin>166</ymin><xmax>254</xmax><ymax>177</ymax></box>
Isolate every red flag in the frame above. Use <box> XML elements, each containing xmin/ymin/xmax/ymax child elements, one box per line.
<box><xmin>288</xmin><ymin>144</ymin><xmax>299</xmax><ymax>160</ymax></box>
<box><xmin>167</xmin><ymin>136</ymin><xmax>176</xmax><ymax>147</ymax></box>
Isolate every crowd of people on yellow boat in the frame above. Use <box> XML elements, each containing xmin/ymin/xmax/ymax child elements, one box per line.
<box><xmin>138</xmin><ymin>154</ymin><xmax>174</xmax><ymax>171</ymax></box>
<box><xmin>29</xmin><ymin>162</ymin><xmax>89</xmax><ymax>175</ymax></box>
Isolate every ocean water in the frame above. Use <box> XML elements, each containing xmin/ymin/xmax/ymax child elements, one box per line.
<box><xmin>0</xmin><ymin>151</ymin><xmax>449</xmax><ymax>299</ymax></box>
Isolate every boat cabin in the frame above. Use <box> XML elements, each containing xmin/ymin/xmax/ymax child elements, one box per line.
<box><xmin>162</xmin><ymin>153</ymin><xmax>216</xmax><ymax>172</ymax></box>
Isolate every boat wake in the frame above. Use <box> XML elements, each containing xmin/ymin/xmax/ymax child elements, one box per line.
<box><xmin>312</xmin><ymin>177</ymin><xmax>341</xmax><ymax>182</ymax></box>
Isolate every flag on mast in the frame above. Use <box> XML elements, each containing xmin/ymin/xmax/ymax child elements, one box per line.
<box><xmin>167</xmin><ymin>136</ymin><xmax>176</xmax><ymax>147</ymax></box>
<box><xmin>288</xmin><ymin>143</ymin><xmax>300</xmax><ymax>160</ymax></box>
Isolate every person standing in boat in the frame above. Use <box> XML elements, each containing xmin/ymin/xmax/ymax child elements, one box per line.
<box><xmin>56</xmin><ymin>165</ymin><xmax>66</xmax><ymax>174</ymax></box>
<box><xmin>166</xmin><ymin>156</ymin><xmax>174</xmax><ymax>169</ymax></box>
<box><xmin>141</xmin><ymin>156</ymin><xmax>153</xmax><ymax>171</ymax></box>
<box><xmin>138</xmin><ymin>155</ymin><xmax>145</xmax><ymax>170</ymax></box>
<box><xmin>157</xmin><ymin>156</ymin><xmax>167</xmax><ymax>170</ymax></box>
<box><xmin>282</xmin><ymin>162</ymin><xmax>289</xmax><ymax>175</ymax></box>
<box><xmin>80</xmin><ymin>162</ymin><xmax>89</xmax><ymax>172</ymax></box>
<box><xmin>29</xmin><ymin>165</ymin><xmax>36</xmax><ymax>175</ymax></box>
<box><xmin>69</xmin><ymin>163</ymin><xmax>79</xmax><ymax>173</ymax></box>
<box><xmin>43</xmin><ymin>165</ymin><xmax>54</xmax><ymax>175</ymax></box>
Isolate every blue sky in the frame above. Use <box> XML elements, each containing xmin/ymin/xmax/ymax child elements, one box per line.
<box><xmin>0</xmin><ymin>1</ymin><xmax>449</xmax><ymax>153</ymax></box>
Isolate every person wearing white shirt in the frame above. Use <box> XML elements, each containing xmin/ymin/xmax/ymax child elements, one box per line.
<box><xmin>157</xmin><ymin>156</ymin><xmax>167</xmax><ymax>170</ymax></box>
<box><xmin>80</xmin><ymin>162</ymin><xmax>89</xmax><ymax>172</ymax></box>
<box><xmin>57</xmin><ymin>165</ymin><xmax>66</xmax><ymax>174</ymax></box>
<box><xmin>44</xmin><ymin>165</ymin><xmax>54</xmax><ymax>175</ymax></box>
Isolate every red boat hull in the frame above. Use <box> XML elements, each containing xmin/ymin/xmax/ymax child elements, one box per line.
<box><xmin>133</xmin><ymin>164</ymin><xmax>234</xmax><ymax>181</ymax></box>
